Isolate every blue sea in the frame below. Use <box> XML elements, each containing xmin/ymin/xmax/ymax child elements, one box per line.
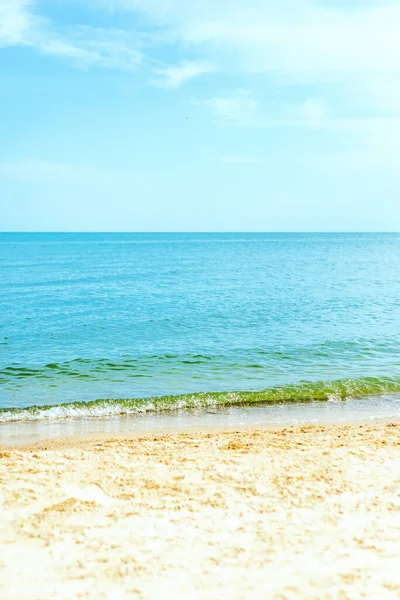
<box><xmin>1</xmin><ymin>232</ymin><xmax>400</xmax><ymax>425</ymax></box>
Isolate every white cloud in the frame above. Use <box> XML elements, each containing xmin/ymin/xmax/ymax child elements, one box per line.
<box><xmin>3</xmin><ymin>0</ymin><xmax>400</xmax><ymax>127</ymax></box>
<box><xmin>40</xmin><ymin>27</ymin><xmax>142</xmax><ymax>70</ymax></box>
<box><xmin>153</xmin><ymin>60</ymin><xmax>215</xmax><ymax>88</ymax></box>
<box><xmin>0</xmin><ymin>1</ymin><xmax>142</xmax><ymax>70</ymax></box>
<box><xmin>203</xmin><ymin>93</ymin><xmax>328</xmax><ymax>128</ymax></box>
<box><xmin>0</xmin><ymin>0</ymin><xmax>41</xmax><ymax>46</ymax></box>
<box><xmin>92</xmin><ymin>1</ymin><xmax>400</xmax><ymax>73</ymax></box>
<box><xmin>5</xmin><ymin>1</ymin><xmax>400</xmax><ymax>95</ymax></box>
<box><xmin>91</xmin><ymin>0</ymin><xmax>400</xmax><ymax>116</ymax></box>
<box><xmin>205</xmin><ymin>91</ymin><xmax>256</xmax><ymax>121</ymax></box>
<box><xmin>182</xmin><ymin>6</ymin><xmax>400</xmax><ymax>75</ymax></box>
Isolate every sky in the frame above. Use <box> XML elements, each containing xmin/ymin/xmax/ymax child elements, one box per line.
<box><xmin>1</xmin><ymin>0</ymin><xmax>400</xmax><ymax>231</ymax></box>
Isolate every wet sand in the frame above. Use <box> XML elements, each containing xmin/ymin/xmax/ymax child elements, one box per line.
<box><xmin>1</xmin><ymin>422</ymin><xmax>400</xmax><ymax>599</ymax></box>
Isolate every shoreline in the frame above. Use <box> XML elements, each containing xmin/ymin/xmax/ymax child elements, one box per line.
<box><xmin>1</xmin><ymin>390</ymin><xmax>400</xmax><ymax>447</ymax></box>
<box><xmin>1</xmin><ymin>416</ymin><xmax>399</xmax><ymax>451</ymax></box>
<box><xmin>1</xmin><ymin>421</ymin><xmax>399</xmax><ymax>599</ymax></box>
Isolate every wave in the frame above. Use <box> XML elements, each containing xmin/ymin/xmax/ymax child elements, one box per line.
<box><xmin>0</xmin><ymin>354</ymin><xmax>220</xmax><ymax>382</ymax></box>
<box><xmin>1</xmin><ymin>340</ymin><xmax>397</xmax><ymax>383</ymax></box>
<box><xmin>1</xmin><ymin>376</ymin><xmax>400</xmax><ymax>423</ymax></box>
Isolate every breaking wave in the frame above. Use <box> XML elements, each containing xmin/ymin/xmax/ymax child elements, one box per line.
<box><xmin>1</xmin><ymin>376</ymin><xmax>400</xmax><ymax>423</ymax></box>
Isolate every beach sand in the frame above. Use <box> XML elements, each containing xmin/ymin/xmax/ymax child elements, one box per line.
<box><xmin>1</xmin><ymin>422</ymin><xmax>400</xmax><ymax>599</ymax></box>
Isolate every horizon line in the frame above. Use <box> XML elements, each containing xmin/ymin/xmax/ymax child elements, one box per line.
<box><xmin>0</xmin><ymin>231</ymin><xmax>399</xmax><ymax>235</ymax></box>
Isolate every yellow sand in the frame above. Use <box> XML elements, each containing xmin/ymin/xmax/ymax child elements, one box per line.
<box><xmin>1</xmin><ymin>423</ymin><xmax>400</xmax><ymax>599</ymax></box>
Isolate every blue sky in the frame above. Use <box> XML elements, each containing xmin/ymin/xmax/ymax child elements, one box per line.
<box><xmin>1</xmin><ymin>0</ymin><xmax>400</xmax><ymax>231</ymax></box>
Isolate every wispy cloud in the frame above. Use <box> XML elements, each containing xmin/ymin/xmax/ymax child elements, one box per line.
<box><xmin>4</xmin><ymin>0</ymin><xmax>400</xmax><ymax>132</ymax></box>
<box><xmin>6</xmin><ymin>1</ymin><xmax>400</xmax><ymax>91</ymax></box>
<box><xmin>40</xmin><ymin>27</ymin><xmax>142</xmax><ymax>70</ymax></box>
<box><xmin>204</xmin><ymin>91</ymin><xmax>256</xmax><ymax>121</ymax></box>
<box><xmin>153</xmin><ymin>60</ymin><xmax>215</xmax><ymax>88</ymax></box>
<box><xmin>93</xmin><ymin>1</ymin><xmax>400</xmax><ymax>72</ymax></box>
<box><xmin>0</xmin><ymin>1</ymin><xmax>142</xmax><ymax>70</ymax></box>
<box><xmin>0</xmin><ymin>0</ymin><xmax>41</xmax><ymax>47</ymax></box>
<box><xmin>182</xmin><ymin>6</ymin><xmax>400</xmax><ymax>77</ymax></box>
<box><xmin>93</xmin><ymin>0</ymin><xmax>400</xmax><ymax>117</ymax></box>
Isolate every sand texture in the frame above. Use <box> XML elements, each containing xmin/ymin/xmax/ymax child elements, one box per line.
<box><xmin>1</xmin><ymin>423</ymin><xmax>400</xmax><ymax>599</ymax></box>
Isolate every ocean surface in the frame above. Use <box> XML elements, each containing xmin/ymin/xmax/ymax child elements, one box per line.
<box><xmin>1</xmin><ymin>232</ymin><xmax>400</xmax><ymax>425</ymax></box>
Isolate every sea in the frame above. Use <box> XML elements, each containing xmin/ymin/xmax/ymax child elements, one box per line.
<box><xmin>1</xmin><ymin>232</ymin><xmax>400</xmax><ymax>441</ymax></box>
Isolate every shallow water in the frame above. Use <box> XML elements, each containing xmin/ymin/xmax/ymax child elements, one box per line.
<box><xmin>1</xmin><ymin>232</ymin><xmax>400</xmax><ymax>428</ymax></box>
<box><xmin>1</xmin><ymin>394</ymin><xmax>399</xmax><ymax>446</ymax></box>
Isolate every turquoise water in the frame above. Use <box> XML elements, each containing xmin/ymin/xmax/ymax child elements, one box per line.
<box><xmin>1</xmin><ymin>232</ymin><xmax>400</xmax><ymax>423</ymax></box>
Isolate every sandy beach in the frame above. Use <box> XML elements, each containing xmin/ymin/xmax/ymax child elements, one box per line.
<box><xmin>1</xmin><ymin>422</ymin><xmax>400</xmax><ymax>599</ymax></box>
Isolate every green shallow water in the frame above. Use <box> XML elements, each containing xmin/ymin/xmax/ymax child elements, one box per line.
<box><xmin>2</xmin><ymin>376</ymin><xmax>400</xmax><ymax>423</ymax></box>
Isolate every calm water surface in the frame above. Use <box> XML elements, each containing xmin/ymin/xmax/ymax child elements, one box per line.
<box><xmin>1</xmin><ymin>233</ymin><xmax>400</xmax><ymax>423</ymax></box>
